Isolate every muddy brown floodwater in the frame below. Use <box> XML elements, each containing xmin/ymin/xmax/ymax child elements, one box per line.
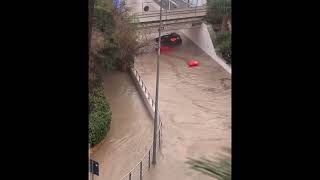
<box><xmin>91</xmin><ymin>71</ymin><xmax>153</xmax><ymax>180</ymax></box>
<box><xmin>135</xmin><ymin>32</ymin><xmax>231</xmax><ymax>180</ymax></box>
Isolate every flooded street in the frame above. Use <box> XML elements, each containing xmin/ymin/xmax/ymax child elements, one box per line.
<box><xmin>135</xmin><ymin>32</ymin><xmax>231</xmax><ymax>180</ymax></box>
<box><xmin>91</xmin><ymin>71</ymin><xmax>153</xmax><ymax>180</ymax></box>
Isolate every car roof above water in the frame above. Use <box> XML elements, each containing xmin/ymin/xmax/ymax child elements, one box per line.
<box><xmin>163</xmin><ymin>32</ymin><xmax>180</xmax><ymax>37</ymax></box>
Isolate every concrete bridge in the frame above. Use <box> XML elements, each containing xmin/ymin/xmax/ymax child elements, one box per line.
<box><xmin>126</xmin><ymin>0</ymin><xmax>206</xmax><ymax>12</ymax></box>
<box><xmin>125</xmin><ymin>0</ymin><xmax>231</xmax><ymax>73</ymax></box>
<box><xmin>132</xmin><ymin>6</ymin><xmax>206</xmax><ymax>26</ymax></box>
<box><xmin>126</xmin><ymin>0</ymin><xmax>207</xmax><ymax>31</ymax></box>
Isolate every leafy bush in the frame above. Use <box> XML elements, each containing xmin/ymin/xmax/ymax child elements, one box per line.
<box><xmin>93</xmin><ymin>0</ymin><xmax>139</xmax><ymax>71</ymax></box>
<box><xmin>187</xmin><ymin>148</ymin><xmax>231</xmax><ymax>180</ymax></box>
<box><xmin>94</xmin><ymin>0</ymin><xmax>114</xmax><ymax>35</ymax></box>
<box><xmin>206</xmin><ymin>0</ymin><xmax>231</xmax><ymax>26</ymax></box>
<box><xmin>206</xmin><ymin>0</ymin><xmax>231</xmax><ymax>64</ymax></box>
<box><xmin>89</xmin><ymin>86</ymin><xmax>112</xmax><ymax>146</ymax></box>
<box><xmin>215</xmin><ymin>32</ymin><xmax>231</xmax><ymax>64</ymax></box>
<box><xmin>89</xmin><ymin>57</ymin><xmax>102</xmax><ymax>92</ymax></box>
<box><xmin>187</xmin><ymin>157</ymin><xmax>231</xmax><ymax>180</ymax></box>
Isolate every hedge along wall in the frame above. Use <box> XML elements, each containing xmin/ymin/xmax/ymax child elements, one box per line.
<box><xmin>89</xmin><ymin>85</ymin><xmax>112</xmax><ymax>147</ymax></box>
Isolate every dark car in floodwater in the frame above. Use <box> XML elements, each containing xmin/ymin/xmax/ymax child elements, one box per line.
<box><xmin>155</xmin><ymin>33</ymin><xmax>182</xmax><ymax>46</ymax></box>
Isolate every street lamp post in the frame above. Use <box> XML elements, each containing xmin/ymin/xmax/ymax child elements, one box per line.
<box><xmin>152</xmin><ymin>0</ymin><xmax>163</xmax><ymax>165</ymax></box>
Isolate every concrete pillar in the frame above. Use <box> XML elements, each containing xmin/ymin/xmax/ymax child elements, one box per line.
<box><xmin>197</xmin><ymin>0</ymin><xmax>207</xmax><ymax>6</ymax></box>
<box><xmin>192</xmin><ymin>0</ymin><xmax>203</xmax><ymax>7</ymax></box>
<box><xmin>197</xmin><ymin>0</ymin><xmax>201</xmax><ymax>6</ymax></box>
<box><xmin>189</xmin><ymin>0</ymin><xmax>196</xmax><ymax>6</ymax></box>
<box><xmin>201</xmin><ymin>0</ymin><xmax>207</xmax><ymax>5</ymax></box>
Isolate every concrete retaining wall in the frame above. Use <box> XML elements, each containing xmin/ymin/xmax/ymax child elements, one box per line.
<box><xmin>179</xmin><ymin>23</ymin><xmax>231</xmax><ymax>74</ymax></box>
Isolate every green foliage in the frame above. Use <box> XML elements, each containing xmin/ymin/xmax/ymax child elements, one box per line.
<box><xmin>89</xmin><ymin>86</ymin><xmax>112</xmax><ymax>146</ymax></box>
<box><xmin>94</xmin><ymin>0</ymin><xmax>114</xmax><ymax>35</ymax></box>
<box><xmin>215</xmin><ymin>32</ymin><xmax>231</xmax><ymax>64</ymax></box>
<box><xmin>89</xmin><ymin>57</ymin><xmax>102</xmax><ymax>92</ymax></box>
<box><xmin>206</xmin><ymin>0</ymin><xmax>231</xmax><ymax>25</ymax></box>
<box><xmin>96</xmin><ymin>46</ymin><xmax>117</xmax><ymax>71</ymax></box>
<box><xmin>207</xmin><ymin>0</ymin><xmax>232</xmax><ymax>64</ymax></box>
<box><xmin>88</xmin><ymin>0</ymin><xmax>113</xmax><ymax>147</ymax></box>
<box><xmin>187</xmin><ymin>148</ymin><xmax>231</xmax><ymax>179</ymax></box>
<box><xmin>93</xmin><ymin>0</ymin><xmax>138</xmax><ymax>71</ymax></box>
<box><xmin>187</xmin><ymin>157</ymin><xmax>231</xmax><ymax>180</ymax></box>
<box><xmin>131</xmin><ymin>15</ymin><xmax>140</xmax><ymax>24</ymax></box>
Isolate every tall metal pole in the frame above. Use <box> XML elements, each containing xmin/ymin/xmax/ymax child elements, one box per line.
<box><xmin>152</xmin><ymin>0</ymin><xmax>163</xmax><ymax>165</ymax></box>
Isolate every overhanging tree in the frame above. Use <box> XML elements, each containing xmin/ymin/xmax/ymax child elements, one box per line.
<box><xmin>93</xmin><ymin>0</ymin><xmax>151</xmax><ymax>71</ymax></box>
<box><xmin>89</xmin><ymin>0</ymin><xmax>96</xmax><ymax>50</ymax></box>
<box><xmin>206</xmin><ymin>0</ymin><xmax>231</xmax><ymax>64</ymax></box>
<box><xmin>207</xmin><ymin>0</ymin><xmax>231</xmax><ymax>32</ymax></box>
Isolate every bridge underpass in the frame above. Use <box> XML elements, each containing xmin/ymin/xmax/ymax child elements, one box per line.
<box><xmin>126</xmin><ymin>0</ymin><xmax>216</xmax><ymax>63</ymax></box>
<box><xmin>129</xmin><ymin>2</ymin><xmax>207</xmax><ymax>45</ymax></box>
<box><xmin>129</xmin><ymin>3</ymin><xmax>231</xmax><ymax>73</ymax></box>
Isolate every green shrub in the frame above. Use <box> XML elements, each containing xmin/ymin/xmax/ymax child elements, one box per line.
<box><xmin>89</xmin><ymin>57</ymin><xmax>102</xmax><ymax>92</ymax></box>
<box><xmin>187</xmin><ymin>148</ymin><xmax>231</xmax><ymax>180</ymax></box>
<box><xmin>89</xmin><ymin>86</ymin><xmax>112</xmax><ymax>146</ymax></box>
<box><xmin>206</xmin><ymin>0</ymin><xmax>231</xmax><ymax>26</ymax></box>
<box><xmin>94</xmin><ymin>0</ymin><xmax>114</xmax><ymax>35</ymax></box>
<box><xmin>93</xmin><ymin>0</ymin><xmax>139</xmax><ymax>71</ymax></box>
<box><xmin>95</xmin><ymin>48</ymin><xmax>117</xmax><ymax>71</ymax></box>
<box><xmin>206</xmin><ymin>0</ymin><xmax>232</xmax><ymax>64</ymax></box>
<box><xmin>216</xmin><ymin>32</ymin><xmax>231</xmax><ymax>64</ymax></box>
<box><xmin>187</xmin><ymin>157</ymin><xmax>231</xmax><ymax>180</ymax></box>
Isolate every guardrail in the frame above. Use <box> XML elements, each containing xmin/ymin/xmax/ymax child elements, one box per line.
<box><xmin>128</xmin><ymin>5</ymin><xmax>206</xmax><ymax>25</ymax></box>
<box><xmin>180</xmin><ymin>0</ymin><xmax>193</xmax><ymax>7</ymax></box>
<box><xmin>119</xmin><ymin>67</ymin><xmax>163</xmax><ymax>180</ymax></box>
<box><xmin>153</xmin><ymin>0</ymin><xmax>193</xmax><ymax>10</ymax></box>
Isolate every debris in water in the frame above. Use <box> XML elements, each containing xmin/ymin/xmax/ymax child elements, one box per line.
<box><xmin>188</xmin><ymin>59</ymin><xmax>199</xmax><ymax>67</ymax></box>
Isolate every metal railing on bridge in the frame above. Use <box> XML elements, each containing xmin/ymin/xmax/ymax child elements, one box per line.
<box><xmin>130</xmin><ymin>5</ymin><xmax>207</xmax><ymax>25</ymax></box>
<box><xmin>153</xmin><ymin>0</ymin><xmax>193</xmax><ymax>10</ymax></box>
<box><xmin>132</xmin><ymin>5</ymin><xmax>207</xmax><ymax>18</ymax></box>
